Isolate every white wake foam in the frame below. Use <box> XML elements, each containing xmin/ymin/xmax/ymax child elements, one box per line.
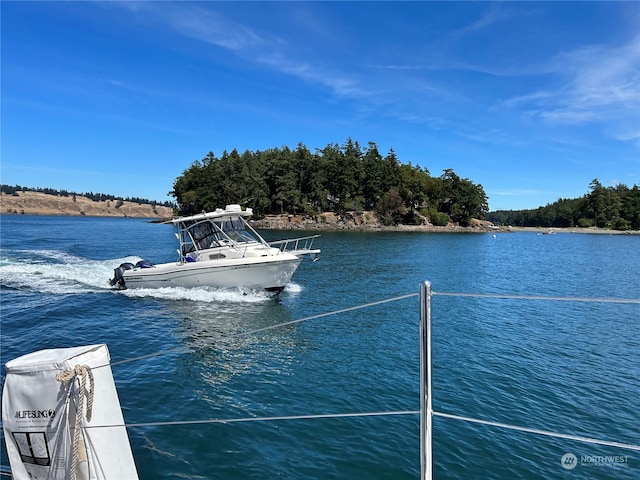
<box><xmin>120</xmin><ymin>286</ymin><xmax>273</xmax><ymax>303</ymax></box>
<box><xmin>1</xmin><ymin>250</ymin><xmax>293</xmax><ymax>302</ymax></box>
<box><xmin>0</xmin><ymin>252</ymin><xmax>138</xmax><ymax>294</ymax></box>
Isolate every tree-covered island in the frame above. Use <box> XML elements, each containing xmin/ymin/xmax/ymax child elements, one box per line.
<box><xmin>488</xmin><ymin>179</ymin><xmax>640</xmax><ymax>231</ymax></box>
<box><xmin>171</xmin><ymin>139</ymin><xmax>489</xmax><ymax>227</ymax></box>
<box><xmin>171</xmin><ymin>139</ymin><xmax>639</xmax><ymax>231</ymax></box>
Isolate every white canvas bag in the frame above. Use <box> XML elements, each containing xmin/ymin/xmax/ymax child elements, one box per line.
<box><xmin>2</xmin><ymin>344</ymin><xmax>138</xmax><ymax>480</ymax></box>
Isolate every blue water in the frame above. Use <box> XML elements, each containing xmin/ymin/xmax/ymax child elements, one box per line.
<box><xmin>1</xmin><ymin>215</ymin><xmax>638</xmax><ymax>479</ymax></box>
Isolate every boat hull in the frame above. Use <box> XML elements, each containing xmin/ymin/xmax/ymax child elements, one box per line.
<box><xmin>120</xmin><ymin>254</ymin><xmax>303</xmax><ymax>292</ymax></box>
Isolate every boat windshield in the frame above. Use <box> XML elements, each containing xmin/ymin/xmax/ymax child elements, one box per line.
<box><xmin>178</xmin><ymin>216</ymin><xmax>260</xmax><ymax>254</ymax></box>
<box><xmin>217</xmin><ymin>218</ymin><xmax>260</xmax><ymax>243</ymax></box>
<box><xmin>180</xmin><ymin>220</ymin><xmax>223</xmax><ymax>253</ymax></box>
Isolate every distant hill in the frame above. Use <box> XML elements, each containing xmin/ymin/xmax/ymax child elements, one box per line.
<box><xmin>1</xmin><ymin>190</ymin><xmax>174</xmax><ymax>218</ymax></box>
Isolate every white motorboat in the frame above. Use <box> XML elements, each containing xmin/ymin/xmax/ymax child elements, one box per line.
<box><xmin>109</xmin><ymin>205</ymin><xmax>320</xmax><ymax>293</ymax></box>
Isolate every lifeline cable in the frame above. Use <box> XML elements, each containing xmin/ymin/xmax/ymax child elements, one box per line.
<box><xmin>110</xmin><ymin>290</ymin><xmax>639</xmax><ymax>367</ymax></box>
<box><xmin>82</xmin><ymin>409</ymin><xmax>640</xmax><ymax>453</ymax></box>
<box><xmin>433</xmin><ymin>291</ymin><xmax>640</xmax><ymax>304</ymax></box>
<box><xmin>28</xmin><ymin>291</ymin><xmax>637</xmax><ymax>372</ymax></box>
<box><xmin>431</xmin><ymin>411</ymin><xmax>640</xmax><ymax>452</ymax></box>
<box><xmin>110</xmin><ymin>292</ymin><xmax>418</xmax><ymax>366</ymax></box>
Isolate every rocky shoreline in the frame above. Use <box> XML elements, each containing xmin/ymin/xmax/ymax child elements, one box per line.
<box><xmin>250</xmin><ymin>211</ymin><xmax>638</xmax><ymax>235</ymax></box>
<box><xmin>249</xmin><ymin>210</ymin><xmax>501</xmax><ymax>233</ymax></box>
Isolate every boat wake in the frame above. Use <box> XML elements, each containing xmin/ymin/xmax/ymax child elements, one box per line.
<box><xmin>121</xmin><ymin>285</ymin><xmax>283</xmax><ymax>303</ymax></box>
<box><xmin>0</xmin><ymin>250</ymin><xmax>300</xmax><ymax>302</ymax></box>
<box><xmin>0</xmin><ymin>250</ymin><xmax>124</xmax><ymax>294</ymax></box>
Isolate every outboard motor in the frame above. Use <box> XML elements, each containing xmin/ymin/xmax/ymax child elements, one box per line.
<box><xmin>109</xmin><ymin>262</ymin><xmax>135</xmax><ymax>289</ymax></box>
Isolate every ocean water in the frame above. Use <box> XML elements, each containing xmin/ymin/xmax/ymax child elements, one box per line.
<box><xmin>1</xmin><ymin>215</ymin><xmax>638</xmax><ymax>479</ymax></box>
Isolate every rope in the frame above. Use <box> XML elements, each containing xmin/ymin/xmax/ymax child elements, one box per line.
<box><xmin>56</xmin><ymin>365</ymin><xmax>95</xmax><ymax>480</ymax></box>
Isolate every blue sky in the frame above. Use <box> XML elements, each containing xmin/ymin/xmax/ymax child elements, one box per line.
<box><xmin>2</xmin><ymin>1</ymin><xmax>638</xmax><ymax>211</ymax></box>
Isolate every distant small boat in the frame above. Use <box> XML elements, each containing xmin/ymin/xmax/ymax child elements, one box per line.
<box><xmin>110</xmin><ymin>205</ymin><xmax>320</xmax><ymax>293</ymax></box>
<box><xmin>542</xmin><ymin>229</ymin><xmax>556</xmax><ymax>235</ymax></box>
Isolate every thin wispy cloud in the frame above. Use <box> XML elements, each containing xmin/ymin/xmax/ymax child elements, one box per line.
<box><xmin>169</xmin><ymin>7</ymin><xmax>265</xmax><ymax>52</ymax></box>
<box><xmin>119</xmin><ymin>1</ymin><xmax>266</xmax><ymax>52</ymax></box>
<box><xmin>448</xmin><ymin>3</ymin><xmax>519</xmax><ymax>40</ymax></box>
<box><xmin>256</xmin><ymin>52</ymin><xmax>364</xmax><ymax>99</ymax></box>
<box><xmin>503</xmin><ymin>35</ymin><xmax>640</xmax><ymax>140</ymax></box>
<box><xmin>127</xmin><ymin>2</ymin><xmax>365</xmax><ymax>101</ymax></box>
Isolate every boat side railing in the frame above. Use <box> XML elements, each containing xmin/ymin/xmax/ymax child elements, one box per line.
<box><xmin>269</xmin><ymin>234</ymin><xmax>321</xmax><ymax>255</ymax></box>
<box><xmin>104</xmin><ymin>287</ymin><xmax>640</xmax><ymax>464</ymax></box>
<box><xmin>2</xmin><ymin>283</ymin><xmax>638</xmax><ymax>478</ymax></box>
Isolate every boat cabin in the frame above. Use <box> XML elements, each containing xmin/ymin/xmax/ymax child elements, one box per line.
<box><xmin>171</xmin><ymin>206</ymin><xmax>269</xmax><ymax>261</ymax></box>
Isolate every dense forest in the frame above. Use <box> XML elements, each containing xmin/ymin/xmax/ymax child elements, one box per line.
<box><xmin>487</xmin><ymin>179</ymin><xmax>640</xmax><ymax>230</ymax></box>
<box><xmin>0</xmin><ymin>185</ymin><xmax>175</xmax><ymax>208</ymax></box>
<box><xmin>170</xmin><ymin>139</ymin><xmax>489</xmax><ymax>227</ymax></box>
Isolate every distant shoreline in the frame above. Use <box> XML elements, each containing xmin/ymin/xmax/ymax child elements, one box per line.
<box><xmin>1</xmin><ymin>191</ymin><xmax>173</xmax><ymax>219</ymax></box>
<box><xmin>2</xmin><ymin>191</ymin><xmax>637</xmax><ymax>235</ymax></box>
<box><xmin>256</xmin><ymin>222</ymin><xmax>639</xmax><ymax>235</ymax></box>
<box><xmin>503</xmin><ymin>226</ymin><xmax>639</xmax><ymax>235</ymax></box>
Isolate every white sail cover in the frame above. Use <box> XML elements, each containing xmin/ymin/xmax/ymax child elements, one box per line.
<box><xmin>2</xmin><ymin>344</ymin><xmax>138</xmax><ymax>479</ymax></box>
